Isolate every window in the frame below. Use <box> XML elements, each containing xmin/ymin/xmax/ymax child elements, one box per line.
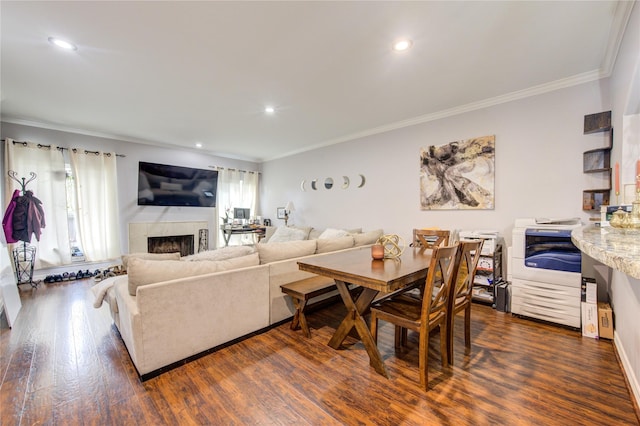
<box><xmin>65</xmin><ymin>165</ymin><xmax>85</xmax><ymax>262</ymax></box>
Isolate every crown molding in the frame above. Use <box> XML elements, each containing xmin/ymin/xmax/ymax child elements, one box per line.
<box><xmin>0</xmin><ymin>117</ymin><xmax>261</xmax><ymax>163</ymax></box>
<box><xmin>601</xmin><ymin>0</ymin><xmax>636</xmax><ymax>77</ymax></box>
<box><xmin>266</xmin><ymin>69</ymin><xmax>607</xmax><ymax>162</ymax></box>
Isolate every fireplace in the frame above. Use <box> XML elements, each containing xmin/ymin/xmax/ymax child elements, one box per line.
<box><xmin>148</xmin><ymin>235</ymin><xmax>194</xmax><ymax>257</ymax></box>
<box><xmin>129</xmin><ymin>221</ymin><xmax>209</xmax><ymax>254</ymax></box>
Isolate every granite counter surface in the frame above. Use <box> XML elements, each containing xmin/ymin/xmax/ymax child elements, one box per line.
<box><xmin>572</xmin><ymin>225</ymin><xmax>640</xmax><ymax>280</ymax></box>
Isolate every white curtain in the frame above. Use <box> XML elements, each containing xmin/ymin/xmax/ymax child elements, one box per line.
<box><xmin>216</xmin><ymin>168</ymin><xmax>260</xmax><ymax>247</ymax></box>
<box><xmin>4</xmin><ymin>139</ymin><xmax>71</xmax><ymax>268</ymax></box>
<box><xmin>69</xmin><ymin>149</ymin><xmax>121</xmax><ymax>261</ymax></box>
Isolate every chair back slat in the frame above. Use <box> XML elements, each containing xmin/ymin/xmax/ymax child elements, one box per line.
<box><xmin>421</xmin><ymin>244</ymin><xmax>458</xmax><ymax>323</ymax></box>
<box><xmin>451</xmin><ymin>240</ymin><xmax>484</xmax><ymax>302</ymax></box>
<box><xmin>412</xmin><ymin>229</ymin><xmax>450</xmax><ymax>249</ymax></box>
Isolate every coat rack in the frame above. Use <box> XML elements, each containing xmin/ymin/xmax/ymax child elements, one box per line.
<box><xmin>6</xmin><ymin>170</ymin><xmax>39</xmax><ymax>287</ymax></box>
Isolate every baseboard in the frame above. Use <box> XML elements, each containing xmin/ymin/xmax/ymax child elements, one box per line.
<box><xmin>614</xmin><ymin>331</ymin><xmax>640</xmax><ymax>420</ymax></box>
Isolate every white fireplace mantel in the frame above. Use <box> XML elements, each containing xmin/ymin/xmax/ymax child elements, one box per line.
<box><xmin>128</xmin><ymin>221</ymin><xmax>209</xmax><ymax>254</ymax></box>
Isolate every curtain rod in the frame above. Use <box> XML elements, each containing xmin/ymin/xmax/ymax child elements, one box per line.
<box><xmin>4</xmin><ymin>139</ymin><xmax>126</xmax><ymax>157</ymax></box>
<box><xmin>211</xmin><ymin>165</ymin><xmax>261</xmax><ymax>174</ymax></box>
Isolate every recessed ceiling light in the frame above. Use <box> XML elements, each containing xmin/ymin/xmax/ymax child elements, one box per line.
<box><xmin>48</xmin><ymin>37</ymin><xmax>77</xmax><ymax>51</ymax></box>
<box><xmin>265</xmin><ymin>106</ymin><xmax>275</xmax><ymax>114</ymax></box>
<box><xmin>392</xmin><ymin>38</ymin><xmax>413</xmax><ymax>52</ymax></box>
<box><xmin>195</xmin><ymin>142</ymin><xmax>203</xmax><ymax>148</ymax></box>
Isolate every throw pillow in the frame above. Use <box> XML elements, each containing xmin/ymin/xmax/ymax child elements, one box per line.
<box><xmin>127</xmin><ymin>253</ymin><xmax>260</xmax><ymax>295</ymax></box>
<box><xmin>181</xmin><ymin>245</ymin><xmax>255</xmax><ymax>261</ymax></box>
<box><xmin>268</xmin><ymin>226</ymin><xmax>307</xmax><ymax>243</ymax></box>
<box><xmin>290</xmin><ymin>225</ymin><xmax>312</xmax><ymax>240</ymax></box>
<box><xmin>308</xmin><ymin>228</ymin><xmax>323</xmax><ymax>240</ymax></box>
<box><xmin>261</xmin><ymin>226</ymin><xmax>277</xmax><ymax>243</ymax></box>
<box><xmin>122</xmin><ymin>252</ymin><xmax>181</xmax><ymax>270</ymax></box>
<box><xmin>354</xmin><ymin>229</ymin><xmax>384</xmax><ymax>246</ymax></box>
<box><xmin>256</xmin><ymin>239</ymin><xmax>317</xmax><ymax>264</ymax></box>
<box><xmin>318</xmin><ymin>228</ymin><xmax>349</xmax><ymax>239</ymax></box>
<box><xmin>316</xmin><ymin>236</ymin><xmax>355</xmax><ymax>253</ymax></box>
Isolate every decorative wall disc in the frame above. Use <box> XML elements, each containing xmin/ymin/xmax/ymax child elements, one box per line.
<box><xmin>324</xmin><ymin>177</ymin><xmax>333</xmax><ymax>189</ymax></box>
<box><xmin>301</xmin><ymin>175</ymin><xmax>365</xmax><ymax>190</ymax></box>
<box><xmin>342</xmin><ymin>176</ymin><xmax>350</xmax><ymax>189</ymax></box>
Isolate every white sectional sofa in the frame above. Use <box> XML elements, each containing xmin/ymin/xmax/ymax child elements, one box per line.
<box><xmin>101</xmin><ymin>227</ymin><xmax>382</xmax><ymax>379</ymax></box>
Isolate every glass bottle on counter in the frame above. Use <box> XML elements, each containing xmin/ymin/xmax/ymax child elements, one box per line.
<box><xmin>628</xmin><ymin>194</ymin><xmax>640</xmax><ymax>230</ymax></box>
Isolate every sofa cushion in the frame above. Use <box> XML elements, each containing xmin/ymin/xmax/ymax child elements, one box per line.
<box><xmin>181</xmin><ymin>245</ymin><xmax>255</xmax><ymax>261</ymax></box>
<box><xmin>215</xmin><ymin>252</ymin><xmax>260</xmax><ymax>271</ymax></box>
<box><xmin>310</xmin><ymin>228</ymin><xmax>362</xmax><ymax>240</ymax></box>
<box><xmin>318</xmin><ymin>228</ymin><xmax>349</xmax><ymax>239</ymax></box>
<box><xmin>309</xmin><ymin>228</ymin><xmax>323</xmax><ymax>240</ymax></box>
<box><xmin>127</xmin><ymin>253</ymin><xmax>260</xmax><ymax>295</ymax></box>
<box><xmin>268</xmin><ymin>226</ymin><xmax>307</xmax><ymax>243</ymax></box>
<box><xmin>122</xmin><ymin>252</ymin><xmax>181</xmax><ymax>270</ymax></box>
<box><xmin>316</xmin><ymin>236</ymin><xmax>355</xmax><ymax>253</ymax></box>
<box><xmin>290</xmin><ymin>225</ymin><xmax>313</xmax><ymax>240</ymax></box>
<box><xmin>354</xmin><ymin>229</ymin><xmax>384</xmax><ymax>246</ymax></box>
<box><xmin>256</xmin><ymin>239</ymin><xmax>317</xmax><ymax>264</ymax></box>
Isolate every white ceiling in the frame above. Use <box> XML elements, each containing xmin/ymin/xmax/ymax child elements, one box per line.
<box><xmin>1</xmin><ymin>1</ymin><xmax>634</xmax><ymax>162</ymax></box>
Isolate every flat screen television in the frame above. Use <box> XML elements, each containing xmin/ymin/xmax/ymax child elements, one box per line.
<box><xmin>138</xmin><ymin>162</ymin><xmax>218</xmax><ymax>207</ymax></box>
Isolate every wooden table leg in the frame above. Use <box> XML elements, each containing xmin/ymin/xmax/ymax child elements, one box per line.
<box><xmin>291</xmin><ymin>298</ymin><xmax>310</xmax><ymax>338</ymax></box>
<box><xmin>328</xmin><ymin>281</ymin><xmax>389</xmax><ymax>378</ymax></box>
<box><xmin>222</xmin><ymin>230</ymin><xmax>231</xmax><ymax>246</ymax></box>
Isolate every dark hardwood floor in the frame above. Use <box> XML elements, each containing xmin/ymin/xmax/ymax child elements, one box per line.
<box><xmin>1</xmin><ymin>278</ymin><xmax>638</xmax><ymax>425</ymax></box>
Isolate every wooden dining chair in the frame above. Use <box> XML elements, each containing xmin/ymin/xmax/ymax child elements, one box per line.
<box><xmin>369</xmin><ymin>244</ymin><xmax>459</xmax><ymax>390</ymax></box>
<box><xmin>405</xmin><ymin>229</ymin><xmax>451</xmax><ymax>299</ymax></box>
<box><xmin>412</xmin><ymin>229</ymin><xmax>450</xmax><ymax>249</ymax></box>
<box><xmin>447</xmin><ymin>239</ymin><xmax>483</xmax><ymax>365</ymax></box>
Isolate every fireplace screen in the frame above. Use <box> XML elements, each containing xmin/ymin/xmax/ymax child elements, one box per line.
<box><xmin>147</xmin><ymin>235</ymin><xmax>194</xmax><ymax>257</ymax></box>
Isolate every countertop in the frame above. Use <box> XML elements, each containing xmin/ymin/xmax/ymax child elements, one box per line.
<box><xmin>571</xmin><ymin>225</ymin><xmax>640</xmax><ymax>280</ymax></box>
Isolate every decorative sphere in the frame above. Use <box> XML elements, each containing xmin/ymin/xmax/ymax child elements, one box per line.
<box><xmin>376</xmin><ymin>234</ymin><xmax>405</xmax><ymax>259</ymax></box>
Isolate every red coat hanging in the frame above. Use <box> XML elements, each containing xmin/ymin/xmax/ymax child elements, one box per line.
<box><xmin>2</xmin><ymin>189</ymin><xmax>20</xmax><ymax>243</ymax></box>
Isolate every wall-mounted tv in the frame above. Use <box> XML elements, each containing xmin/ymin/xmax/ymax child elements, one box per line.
<box><xmin>138</xmin><ymin>162</ymin><xmax>218</xmax><ymax>207</ymax></box>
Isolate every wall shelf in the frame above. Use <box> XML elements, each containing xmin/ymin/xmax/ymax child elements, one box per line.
<box><xmin>582</xmin><ymin>112</ymin><xmax>612</xmax><ymax>211</ymax></box>
<box><xmin>583</xmin><ymin>148</ymin><xmax>611</xmax><ymax>173</ymax></box>
<box><xmin>583</xmin><ymin>189</ymin><xmax>611</xmax><ymax>211</ymax></box>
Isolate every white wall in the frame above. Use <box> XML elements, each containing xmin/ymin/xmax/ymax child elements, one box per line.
<box><xmin>0</xmin><ymin>123</ymin><xmax>261</xmax><ymax>253</ymax></box>
<box><xmin>607</xmin><ymin>1</ymin><xmax>640</xmax><ymax>407</ymax></box>
<box><xmin>261</xmin><ymin>80</ymin><xmax>611</xmax><ymax>246</ymax></box>
<box><xmin>261</xmin><ymin>3</ymin><xmax>640</xmax><ymax>400</ymax></box>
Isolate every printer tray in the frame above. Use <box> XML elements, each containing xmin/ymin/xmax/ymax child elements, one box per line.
<box><xmin>524</xmin><ymin>251</ymin><xmax>581</xmax><ymax>273</ymax></box>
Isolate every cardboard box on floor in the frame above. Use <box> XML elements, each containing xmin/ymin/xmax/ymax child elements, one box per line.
<box><xmin>598</xmin><ymin>302</ymin><xmax>614</xmax><ymax>339</ymax></box>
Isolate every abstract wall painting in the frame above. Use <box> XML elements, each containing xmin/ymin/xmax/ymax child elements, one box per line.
<box><xmin>420</xmin><ymin>135</ymin><xmax>495</xmax><ymax>210</ymax></box>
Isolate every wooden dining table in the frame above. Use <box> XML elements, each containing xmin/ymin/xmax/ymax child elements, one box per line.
<box><xmin>297</xmin><ymin>247</ymin><xmax>433</xmax><ymax>378</ymax></box>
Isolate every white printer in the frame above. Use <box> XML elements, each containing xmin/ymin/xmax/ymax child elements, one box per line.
<box><xmin>509</xmin><ymin>218</ymin><xmax>582</xmax><ymax>328</ymax></box>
